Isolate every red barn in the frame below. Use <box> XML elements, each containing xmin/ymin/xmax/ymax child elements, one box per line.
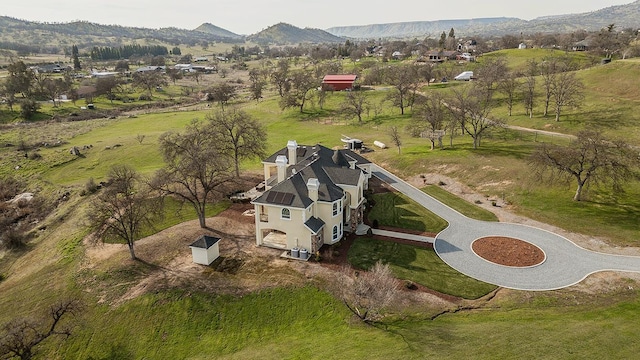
<box><xmin>322</xmin><ymin>74</ymin><xmax>358</xmax><ymax>91</ymax></box>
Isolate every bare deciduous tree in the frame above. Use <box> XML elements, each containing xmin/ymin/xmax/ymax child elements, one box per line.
<box><xmin>551</xmin><ymin>71</ymin><xmax>584</xmax><ymax>122</ymax></box>
<box><xmin>153</xmin><ymin>120</ymin><xmax>233</xmax><ymax>228</ymax></box>
<box><xmin>205</xmin><ymin>109</ymin><xmax>267</xmax><ymax>177</ymax></box>
<box><xmin>206</xmin><ymin>82</ymin><xmax>236</xmax><ymax>110</ymax></box>
<box><xmin>132</xmin><ymin>71</ymin><xmax>167</xmax><ymax>97</ymax></box>
<box><xmin>474</xmin><ymin>56</ymin><xmax>508</xmax><ymax>94</ymax></box>
<box><xmin>339</xmin><ymin>90</ymin><xmax>369</xmax><ymax>123</ymax></box>
<box><xmin>389</xmin><ymin>126</ymin><xmax>402</xmax><ymax>154</ymax></box>
<box><xmin>95</xmin><ymin>76</ymin><xmax>124</xmax><ymax>104</ymax></box>
<box><xmin>448</xmin><ymin>86</ymin><xmax>501</xmax><ymax>149</ymax></box>
<box><xmin>540</xmin><ymin>57</ymin><xmax>559</xmax><ymax>117</ymax></box>
<box><xmin>407</xmin><ymin>94</ymin><xmax>448</xmax><ymax>150</ymax></box>
<box><xmin>0</xmin><ymin>299</ymin><xmax>83</xmax><ymax>360</ymax></box>
<box><xmin>522</xmin><ymin>76</ymin><xmax>536</xmax><ymax>119</ymax></box>
<box><xmin>90</xmin><ymin>165</ymin><xmax>163</xmax><ymax>260</ymax></box>
<box><xmin>498</xmin><ymin>72</ymin><xmax>520</xmax><ymax>116</ymax></box>
<box><xmin>384</xmin><ymin>64</ymin><xmax>419</xmax><ymax>115</ymax></box>
<box><xmin>334</xmin><ymin>261</ymin><xmax>398</xmax><ymax>323</ymax></box>
<box><xmin>530</xmin><ymin>130</ymin><xmax>637</xmax><ymax>201</ymax></box>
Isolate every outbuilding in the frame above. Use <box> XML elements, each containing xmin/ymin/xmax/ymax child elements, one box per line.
<box><xmin>322</xmin><ymin>74</ymin><xmax>358</xmax><ymax>91</ymax></box>
<box><xmin>189</xmin><ymin>235</ymin><xmax>220</xmax><ymax>265</ymax></box>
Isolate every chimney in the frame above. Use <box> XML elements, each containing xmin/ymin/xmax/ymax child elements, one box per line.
<box><xmin>276</xmin><ymin>155</ymin><xmax>288</xmax><ymax>183</ymax></box>
<box><xmin>307</xmin><ymin>178</ymin><xmax>320</xmax><ymax>203</ymax></box>
<box><xmin>287</xmin><ymin>140</ymin><xmax>298</xmax><ymax>166</ymax></box>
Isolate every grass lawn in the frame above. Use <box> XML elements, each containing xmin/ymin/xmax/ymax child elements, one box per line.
<box><xmin>422</xmin><ymin>185</ymin><xmax>499</xmax><ymax>222</ymax></box>
<box><xmin>367</xmin><ymin>192</ymin><xmax>448</xmax><ymax>233</ymax></box>
<box><xmin>385</xmin><ymin>292</ymin><xmax>640</xmax><ymax>359</ymax></box>
<box><xmin>49</xmin><ymin>287</ymin><xmax>418</xmax><ymax>360</ymax></box>
<box><xmin>348</xmin><ymin>237</ymin><xmax>497</xmax><ymax>299</ymax></box>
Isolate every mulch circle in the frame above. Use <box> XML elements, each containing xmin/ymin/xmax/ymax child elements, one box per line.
<box><xmin>472</xmin><ymin>236</ymin><xmax>545</xmax><ymax>267</ymax></box>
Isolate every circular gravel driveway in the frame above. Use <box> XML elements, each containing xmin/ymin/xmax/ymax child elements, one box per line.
<box><xmin>371</xmin><ymin>165</ymin><xmax>640</xmax><ymax>290</ymax></box>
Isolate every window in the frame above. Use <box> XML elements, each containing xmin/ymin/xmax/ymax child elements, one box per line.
<box><xmin>332</xmin><ymin>202</ymin><xmax>338</xmax><ymax>216</ymax></box>
<box><xmin>281</xmin><ymin>208</ymin><xmax>290</xmax><ymax>219</ymax></box>
<box><xmin>332</xmin><ymin>225</ymin><xmax>338</xmax><ymax>241</ymax></box>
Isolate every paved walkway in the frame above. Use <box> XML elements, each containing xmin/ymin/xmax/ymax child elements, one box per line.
<box><xmin>371</xmin><ymin>164</ymin><xmax>640</xmax><ymax>291</ymax></box>
<box><xmin>371</xmin><ymin>229</ymin><xmax>435</xmax><ymax>243</ymax></box>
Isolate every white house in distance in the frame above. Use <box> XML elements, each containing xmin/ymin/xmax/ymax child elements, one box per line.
<box><xmin>251</xmin><ymin>141</ymin><xmax>372</xmax><ymax>256</ymax></box>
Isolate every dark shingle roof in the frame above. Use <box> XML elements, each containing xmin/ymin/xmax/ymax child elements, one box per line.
<box><xmin>189</xmin><ymin>235</ymin><xmax>220</xmax><ymax>249</ymax></box>
<box><xmin>304</xmin><ymin>217</ymin><xmax>325</xmax><ymax>234</ymax></box>
<box><xmin>255</xmin><ymin>143</ymin><xmax>369</xmax><ymax>207</ymax></box>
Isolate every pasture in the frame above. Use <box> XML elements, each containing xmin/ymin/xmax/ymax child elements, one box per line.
<box><xmin>1</xmin><ymin>50</ymin><xmax>640</xmax><ymax>359</ymax></box>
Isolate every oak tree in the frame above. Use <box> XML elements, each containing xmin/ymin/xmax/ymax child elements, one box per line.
<box><xmin>90</xmin><ymin>165</ymin><xmax>163</xmax><ymax>260</ymax></box>
<box><xmin>205</xmin><ymin>109</ymin><xmax>267</xmax><ymax>177</ymax></box>
<box><xmin>339</xmin><ymin>90</ymin><xmax>369</xmax><ymax>123</ymax></box>
<box><xmin>447</xmin><ymin>86</ymin><xmax>501</xmax><ymax>149</ymax></box>
<box><xmin>153</xmin><ymin>120</ymin><xmax>234</xmax><ymax>228</ymax></box>
<box><xmin>0</xmin><ymin>299</ymin><xmax>83</xmax><ymax>360</ymax></box>
<box><xmin>530</xmin><ymin>130</ymin><xmax>637</xmax><ymax>201</ymax></box>
<box><xmin>407</xmin><ymin>94</ymin><xmax>448</xmax><ymax>150</ymax></box>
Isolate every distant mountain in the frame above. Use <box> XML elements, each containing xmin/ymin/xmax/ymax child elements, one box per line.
<box><xmin>248</xmin><ymin>23</ymin><xmax>345</xmax><ymax>44</ymax></box>
<box><xmin>520</xmin><ymin>0</ymin><xmax>640</xmax><ymax>33</ymax></box>
<box><xmin>326</xmin><ymin>17</ymin><xmax>524</xmax><ymax>39</ymax></box>
<box><xmin>326</xmin><ymin>1</ymin><xmax>640</xmax><ymax>39</ymax></box>
<box><xmin>0</xmin><ymin>16</ymin><xmax>243</xmax><ymax>51</ymax></box>
<box><xmin>194</xmin><ymin>23</ymin><xmax>243</xmax><ymax>39</ymax></box>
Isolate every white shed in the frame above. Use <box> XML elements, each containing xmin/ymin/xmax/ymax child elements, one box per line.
<box><xmin>189</xmin><ymin>235</ymin><xmax>220</xmax><ymax>265</ymax></box>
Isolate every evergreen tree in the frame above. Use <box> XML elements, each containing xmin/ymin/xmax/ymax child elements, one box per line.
<box><xmin>72</xmin><ymin>45</ymin><xmax>81</xmax><ymax>70</ymax></box>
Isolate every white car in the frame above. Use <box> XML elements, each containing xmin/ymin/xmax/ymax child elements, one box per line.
<box><xmin>454</xmin><ymin>71</ymin><xmax>474</xmax><ymax>81</ymax></box>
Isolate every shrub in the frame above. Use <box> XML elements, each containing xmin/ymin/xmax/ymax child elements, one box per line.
<box><xmin>19</xmin><ymin>99</ymin><xmax>40</xmax><ymax>120</ymax></box>
<box><xmin>1</xmin><ymin>227</ymin><xmax>26</xmax><ymax>250</ymax></box>
<box><xmin>28</xmin><ymin>152</ymin><xmax>42</xmax><ymax>160</ymax></box>
<box><xmin>82</xmin><ymin>178</ymin><xmax>98</xmax><ymax>196</ymax></box>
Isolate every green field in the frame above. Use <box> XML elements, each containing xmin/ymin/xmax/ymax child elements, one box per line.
<box><xmin>2</xmin><ymin>49</ymin><xmax>640</xmax><ymax>359</ymax></box>
<box><xmin>348</xmin><ymin>237</ymin><xmax>497</xmax><ymax>299</ymax></box>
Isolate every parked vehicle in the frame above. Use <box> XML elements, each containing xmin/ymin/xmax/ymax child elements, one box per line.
<box><xmin>454</xmin><ymin>71</ymin><xmax>474</xmax><ymax>81</ymax></box>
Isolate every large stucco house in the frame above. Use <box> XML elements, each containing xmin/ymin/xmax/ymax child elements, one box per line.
<box><xmin>251</xmin><ymin>140</ymin><xmax>372</xmax><ymax>256</ymax></box>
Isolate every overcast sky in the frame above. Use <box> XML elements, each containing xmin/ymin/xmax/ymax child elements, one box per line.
<box><xmin>1</xmin><ymin>0</ymin><xmax>634</xmax><ymax>35</ymax></box>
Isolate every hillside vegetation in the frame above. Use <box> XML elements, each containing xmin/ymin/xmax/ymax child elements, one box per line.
<box><xmin>1</xmin><ymin>46</ymin><xmax>640</xmax><ymax>359</ymax></box>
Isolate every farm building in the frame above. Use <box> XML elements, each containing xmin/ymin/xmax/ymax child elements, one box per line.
<box><xmin>322</xmin><ymin>75</ymin><xmax>358</xmax><ymax>91</ymax></box>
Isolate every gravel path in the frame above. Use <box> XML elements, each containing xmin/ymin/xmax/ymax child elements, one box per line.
<box><xmin>371</xmin><ymin>164</ymin><xmax>640</xmax><ymax>290</ymax></box>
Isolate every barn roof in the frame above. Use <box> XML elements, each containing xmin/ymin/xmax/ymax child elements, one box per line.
<box><xmin>322</xmin><ymin>74</ymin><xmax>357</xmax><ymax>83</ymax></box>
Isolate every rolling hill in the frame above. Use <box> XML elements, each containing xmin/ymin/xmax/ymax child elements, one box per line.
<box><xmin>0</xmin><ymin>0</ymin><xmax>637</xmax><ymax>49</ymax></box>
<box><xmin>247</xmin><ymin>22</ymin><xmax>345</xmax><ymax>44</ymax></box>
<box><xmin>0</xmin><ymin>16</ymin><xmax>243</xmax><ymax>52</ymax></box>
<box><xmin>326</xmin><ymin>17</ymin><xmax>524</xmax><ymax>39</ymax></box>
<box><xmin>194</xmin><ymin>22</ymin><xmax>243</xmax><ymax>40</ymax></box>
<box><xmin>326</xmin><ymin>0</ymin><xmax>640</xmax><ymax>39</ymax></box>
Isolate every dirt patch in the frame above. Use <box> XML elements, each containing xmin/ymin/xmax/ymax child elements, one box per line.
<box><xmin>472</xmin><ymin>236</ymin><xmax>545</xmax><ymax>267</ymax></box>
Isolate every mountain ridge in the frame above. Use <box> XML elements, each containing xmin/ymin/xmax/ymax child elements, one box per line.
<box><xmin>0</xmin><ymin>1</ymin><xmax>638</xmax><ymax>48</ymax></box>
<box><xmin>325</xmin><ymin>1</ymin><xmax>640</xmax><ymax>39</ymax></box>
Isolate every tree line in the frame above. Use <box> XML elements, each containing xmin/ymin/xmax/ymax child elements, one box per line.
<box><xmin>90</xmin><ymin>44</ymin><xmax>169</xmax><ymax>60</ymax></box>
